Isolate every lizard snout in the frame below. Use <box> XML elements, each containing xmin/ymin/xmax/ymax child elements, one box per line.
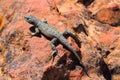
<box><xmin>24</xmin><ymin>16</ymin><xmax>29</xmax><ymax>21</ymax></box>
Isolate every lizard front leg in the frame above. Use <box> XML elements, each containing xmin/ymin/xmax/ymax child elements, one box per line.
<box><xmin>50</xmin><ymin>38</ymin><xmax>59</xmax><ymax>62</ymax></box>
<box><xmin>61</xmin><ymin>30</ymin><xmax>81</xmax><ymax>47</ymax></box>
<box><xmin>30</xmin><ymin>27</ymin><xmax>40</xmax><ymax>36</ymax></box>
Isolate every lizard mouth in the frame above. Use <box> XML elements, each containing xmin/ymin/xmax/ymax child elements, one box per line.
<box><xmin>24</xmin><ymin>14</ymin><xmax>32</xmax><ymax>21</ymax></box>
<box><xmin>24</xmin><ymin>16</ymin><xmax>29</xmax><ymax>21</ymax></box>
<box><xmin>24</xmin><ymin>16</ymin><xmax>32</xmax><ymax>24</ymax></box>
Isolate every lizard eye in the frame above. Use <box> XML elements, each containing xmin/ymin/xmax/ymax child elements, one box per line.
<box><xmin>27</xmin><ymin>18</ymin><xmax>30</xmax><ymax>20</ymax></box>
<box><xmin>27</xmin><ymin>18</ymin><xmax>32</xmax><ymax>22</ymax></box>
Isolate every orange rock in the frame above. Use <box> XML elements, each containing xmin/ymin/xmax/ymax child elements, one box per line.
<box><xmin>0</xmin><ymin>0</ymin><xmax>120</xmax><ymax>79</ymax></box>
<box><xmin>69</xmin><ymin>70</ymin><xmax>83</xmax><ymax>80</ymax></box>
<box><xmin>99</xmin><ymin>32</ymin><xmax>117</xmax><ymax>43</ymax></box>
<box><xmin>92</xmin><ymin>8</ymin><xmax>120</xmax><ymax>26</ymax></box>
<box><xmin>107</xmin><ymin>3</ymin><xmax>119</xmax><ymax>10</ymax></box>
<box><xmin>0</xmin><ymin>13</ymin><xmax>4</xmax><ymax>31</ymax></box>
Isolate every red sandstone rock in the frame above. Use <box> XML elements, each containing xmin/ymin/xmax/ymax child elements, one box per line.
<box><xmin>107</xmin><ymin>3</ymin><xmax>119</xmax><ymax>10</ymax></box>
<box><xmin>91</xmin><ymin>8</ymin><xmax>120</xmax><ymax>26</ymax></box>
<box><xmin>0</xmin><ymin>0</ymin><xmax>120</xmax><ymax>80</ymax></box>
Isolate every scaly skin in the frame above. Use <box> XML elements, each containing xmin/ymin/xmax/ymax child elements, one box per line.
<box><xmin>24</xmin><ymin>14</ymin><xmax>89</xmax><ymax>77</ymax></box>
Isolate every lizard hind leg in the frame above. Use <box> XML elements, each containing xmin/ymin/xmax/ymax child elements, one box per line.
<box><xmin>50</xmin><ymin>38</ymin><xmax>60</xmax><ymax>62</ymax></box>
<box><xmin>61</xmin><ymin>30</ymin><xmax>81</xmax><ymax>47</ymax></box>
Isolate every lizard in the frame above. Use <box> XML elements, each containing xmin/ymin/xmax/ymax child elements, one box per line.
<box><xmin>24</xmin><ymin>14</ymin><xmax>89</xmax><ymax>77</ymax></box>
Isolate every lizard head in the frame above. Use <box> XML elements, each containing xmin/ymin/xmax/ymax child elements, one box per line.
<box><xmin>24</xmin><ymin>14</ymin><xmax>38</xmax><ymax>25</ymax></box>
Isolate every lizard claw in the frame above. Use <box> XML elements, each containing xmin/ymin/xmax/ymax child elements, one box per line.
<box><xmin>51</xmin><ymin>51</ymin><xmax>57</xmax><ymax>62</ymax></box>
<box><xmin>27</xmin><ymin>32</ymin><xmax>37</xmax><ymax>37</ymax></box>
<box><xmin>26</xmin><ymin>32</ymin><xmax>33</xmax><ymax>38</ymax></box>
<box><xmin>31</xmin><ymin>32</ymin><xmax>37</xmax><ymax>36</ymax></box>
<box><xmin>71</xmin><ymin>32</ymin><xmax>77</xmax><ymax>36</ymax></box>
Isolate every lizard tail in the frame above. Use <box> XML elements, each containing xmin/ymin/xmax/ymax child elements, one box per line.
<box><xmin>79</xmin><ymin>61</ymin><xmax>90</xmax><ymax>77</ymax></box>
<box><xmin>58</xmin><ymin>36</ymin><xmax>90</xmax><ymax>77</ymax></box>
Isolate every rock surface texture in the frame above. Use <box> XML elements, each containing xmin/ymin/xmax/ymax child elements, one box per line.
<box><xmin>0</xmin><ymin>0</ymin><xmax>120</xmax><ymax>80</ymax></box>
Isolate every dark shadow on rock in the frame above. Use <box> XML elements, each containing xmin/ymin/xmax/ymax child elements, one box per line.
<box><xmin>77</xmin><ymin>0</ymin><xmax>95</xmax><ymax>7</ymax></box>
<box><xmin>97</xmin><ymin>47</ymin><xmax>111</xmax><ymax>58</ymax></box>
<box><xmin>110</xmin><ymin>65</ymin><xmax>120</xmax><ymax>75</ymax></box>
<box><xmin>57</xmin><ymin>54</ymin><xmax>67</xmax><ymax>66</ymax></box>
<box><xmin>99</xmin><ymin>59</ymin><xmax>112</xmax><ymax>80</ymax></box>
<box><xmin>72</xmin><ymin>24</ymin><xmax>88</xmax><ymax>36</ymax></box>
<box><xmin>57</xmin><ymin>53</ymin><xmax>76</xmax><ymax>70</ymax></box>
<box><xmin>69</xmin><ymin>50</ymin><xmax>82</xmax><ymax>66</ymax></box>
<box><xmin>41</xmin><ymin>66</ymin><xmax>69</xmax><ymax>80</ymax></box>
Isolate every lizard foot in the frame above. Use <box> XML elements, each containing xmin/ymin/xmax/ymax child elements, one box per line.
<box><xmin>50</xmin><ymin>50</ymin><xmax>61</xmax><ymax>63</ymax></box>
<box><xmin>51</xmin><ymin>51</ymin><xmax>57</xmax><ymax>62</ymax></box>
